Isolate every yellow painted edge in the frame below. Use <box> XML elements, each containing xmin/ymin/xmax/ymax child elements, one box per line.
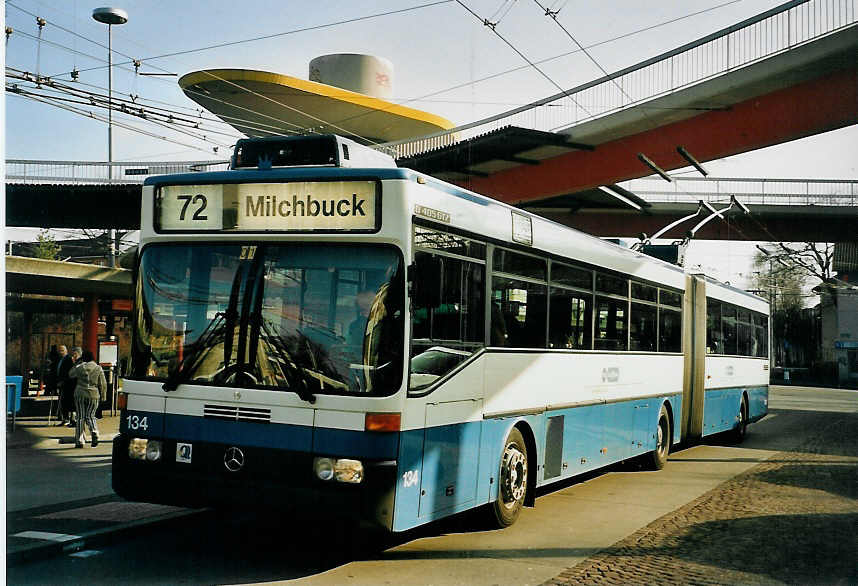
<box><xmin>179</xmin><ymin>69</ymin><xmax>455</xmax><ymax>131</ymax></box>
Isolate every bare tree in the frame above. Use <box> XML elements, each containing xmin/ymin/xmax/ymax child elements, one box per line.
<box><xmin>756</xmin><ymin>243</ymin><xmax>834</xmax><ymax>282</ymax></box>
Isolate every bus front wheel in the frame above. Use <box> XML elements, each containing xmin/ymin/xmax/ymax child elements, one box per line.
<box><xmin>489</xmin><ymin>427</ymin><xmax>528</xmax><ymax>528</ymax></box>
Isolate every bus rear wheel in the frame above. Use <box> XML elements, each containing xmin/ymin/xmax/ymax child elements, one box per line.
<box><xmin>732</xmin><ymin>396</ymin><xmax>748</xmax><ymax>443</ymax></box>
<box><xmin>648</xmin><ymin>405</ymin><xmax>671</xmax><ymax>470</ymax></box>
<box><xmin>489</xmin><ymin>427</ymin><xmax>528</xmax><ymax>528</ymax></box>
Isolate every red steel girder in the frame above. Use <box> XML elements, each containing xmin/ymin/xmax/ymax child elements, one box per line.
<box><xmin>458</xmin><ymin>68</ymin><xmax>858</xmax><ymax>204</ymax></box>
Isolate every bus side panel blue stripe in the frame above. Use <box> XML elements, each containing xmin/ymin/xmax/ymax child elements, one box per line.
<box><xmin>313</xmin><ymin>428</ymin><xmax>399</xmax><ymax>459</ymax></box>
<box><xmin>537</xmin><ymin>393</ymin><xmax>682</xmax><ymax>487</ymax></box>
<box><xmin>702</xmin><ymin>386</ymin><xmax>767</xmax><ymax>437</ymax></box>
<box><xmin>418</xmin><ymin>421</ymin><xmax>482</xmax><ymax>520</ymax></box>
<box><xmin>668</xmin><ymin>394</ymin><xmax>683</xmax><ymax>444</ymax></box>
<box><xmin>391</xmin><ymin>395</ymin><xmax>684</xmax><ymax>532</ymax></box>
<box><xmin>477</xmin><ymin>419</ymin><xmax>513</xmax><ymax>506</ymax></box>
<box><xmin>559</xmin><ymin>403</ymin><xmax>606</xmax><ymax>478</ymax></box>
<box><xmin>162</xmin><ymin>413</ymin><xmax>313</xmax><ymax>450</ymax></box>
<box><xmin>748</xmin><ymin>385</ymin><xmax>769</xmax><ymax>422</ymax></box>
<box><xmin>393</xmin><ymin>429</ymin><xmax>425</xmax><ymax>532</ymax></box>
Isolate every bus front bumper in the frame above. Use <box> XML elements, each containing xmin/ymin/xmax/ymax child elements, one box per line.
<box><xmin>111</xmin><ymin>434</ymin><xmax>397</xmax><ymax>530</ymax></box>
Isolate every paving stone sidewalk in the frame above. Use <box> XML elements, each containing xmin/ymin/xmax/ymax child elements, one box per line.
<box><xmin>545</xmin><ymin>415</ymin><xmax>858</xmax><ymax>586</ymax></box>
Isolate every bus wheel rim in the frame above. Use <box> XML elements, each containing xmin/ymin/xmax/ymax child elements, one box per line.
<box><xmin>500</xmin><ymin>443</ymin><xmax>527</xmax><ymax>506</ymax></box>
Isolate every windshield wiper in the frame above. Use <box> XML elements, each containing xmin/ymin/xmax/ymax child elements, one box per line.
<box><xmin>260</xmin><ymin>320</ymin><xmax>317</xmax><ymax>404</ymax></box>
<box><xmin>162</xmin><ymin>310</ymin><xmax>228</xmax><ymax>392</ymax></box>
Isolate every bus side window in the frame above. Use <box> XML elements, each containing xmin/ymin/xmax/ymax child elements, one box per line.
<box><xmin>594</xmin><ymin>296</ymin><xmax>627</xmax><ymax>351</ymax></box>
<box><xmin>492</xmin><ymin>277</ymin><xmax>546</xmax><ymax>349</ymax></box>
<box><xmin>707</xmin><ymin>300</ymin><xmax>722</xmax><ymax>354</ymax></box>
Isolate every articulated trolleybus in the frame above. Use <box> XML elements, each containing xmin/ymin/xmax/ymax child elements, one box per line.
<box><xmin>114</xmin><ymin>134</ymin><xmax>769</xmax><ymax>531</ymax></box>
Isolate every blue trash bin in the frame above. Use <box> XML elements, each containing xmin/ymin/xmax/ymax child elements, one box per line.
<box><xmin>6</xmin><ymin>376</ymin><xmax>23</xmax><ymax>415</ymax></box>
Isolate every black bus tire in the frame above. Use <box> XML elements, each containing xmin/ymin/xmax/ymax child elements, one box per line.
<box><xmin>489</xmin><ymin>426</ymin><xmax>528</xmax><ymax>528</ymax></box>
<box><xmin>732</xmin><ymin>395</ymin><xmax>748</xmax><ymax>444</ymax></box>
<box><xmin>649</xmin><ymin>405</ymin><xmax>671</xmax><ymax>470</ymax></box>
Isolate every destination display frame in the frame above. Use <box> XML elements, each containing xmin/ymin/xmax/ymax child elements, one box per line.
<box><xmin>154</xmin><ymin>178</ymin><xmax>382</xmax><ymax>234</ymax></box>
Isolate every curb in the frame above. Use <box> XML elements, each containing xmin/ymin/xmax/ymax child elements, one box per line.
<box><xmin>7</xmin><ymin>507</ymin><xmax>202</xmax><ymax>567</ymax></box>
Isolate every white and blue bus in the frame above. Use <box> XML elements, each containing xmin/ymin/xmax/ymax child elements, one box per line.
<box><xmin>113</xmin><ymin>134</ymin><xmax>769</xmax><ymax>531</ymax></box>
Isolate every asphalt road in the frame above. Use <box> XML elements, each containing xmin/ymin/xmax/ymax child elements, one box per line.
<box><xmin>7</xmin><ymin>386</ymin><xmax>856</xmax><ymax>585</ymax></box>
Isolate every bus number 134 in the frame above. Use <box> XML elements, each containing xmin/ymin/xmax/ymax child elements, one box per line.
<box><xmin>126</xmin><ymin>415</ymin><xmax>149</xmax><ymax>431</ymax></box>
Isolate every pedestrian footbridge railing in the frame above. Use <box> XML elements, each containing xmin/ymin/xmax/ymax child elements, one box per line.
<box><xmin>619</xmin><ymin>176</ymin><xmax>858</xmax><ymax>206</ymax></box>
<box><xmin>380</xmin><ymin>0</ymin><xmax>857</xmax><ymax>159</ymax></box>
<box><xmin>6</xmin><ymin>160</ymin><xmax>230</xmax><ymax>184</ymax></box>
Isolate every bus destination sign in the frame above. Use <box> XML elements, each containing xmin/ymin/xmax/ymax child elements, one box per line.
<box><xmin>157</xmin><ymin>181</ymin><xmax>378</xmax><ymax>232</ymax></box>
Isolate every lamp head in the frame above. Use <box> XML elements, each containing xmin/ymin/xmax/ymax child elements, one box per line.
<box><xmin>92</xmin><ymin>7</ymin><xmax>128</xmax><ymax>25</ymax></box>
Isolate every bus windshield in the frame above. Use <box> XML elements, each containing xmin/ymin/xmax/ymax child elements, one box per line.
<box><xmin>131</xmin><ymin>243</ymin><xmax>404</xmax><ymax>397</ymax></box>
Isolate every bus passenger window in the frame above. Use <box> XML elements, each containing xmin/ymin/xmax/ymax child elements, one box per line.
<box><xmin>594</xmin><ymin>296</ymin><xmax>627</xmax><ymax>351</ymax></box>
<box><xmin>630</xmin><ymin>302</ymin><xmax>657</xmax><ymax>351</ymax></box>
<box><xmin>737</xmin><ymin>309</ymin><xmax>752</xmax><ymax>356</ymax></box>
<box><xmin>549</xmin><ymin>288</ymin><xmax>591</xmax><ymax>349</ymax></box>
<box><xmin>722</xmin><ymin>305</ymin><xmax>738</xmax><ymax>355</ymax></box>
<box><xmin>707</xmin><ymin>300</ymin><xmax>722</xmax><ymax>354</ymax></box>
<box><xmin>659</xmin><ymin>308</ymin><xmax>682</xmax><ymax>353</ymax></box>
<box><xmin>492</xmin><ymin>277</ymin><xmax>547</xmax><ymax>348</ymax></box>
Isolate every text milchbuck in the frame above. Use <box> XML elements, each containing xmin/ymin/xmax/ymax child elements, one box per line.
<box><xmin>245</xmin><ymin>193</ymin><xmax>367</xmax><ymax>218</ymax></box>
<box><xmin>237</xmin><ymin>181</ymin><xmax>376</xmax><ymax>231</ymax></box>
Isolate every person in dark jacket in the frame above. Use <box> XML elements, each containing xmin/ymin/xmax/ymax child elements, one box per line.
<box><xmin>56</xmin><ymin>345</ymin><xmax>78</xmax><ymax>426</ymax></box>
<box><xmin>44</xmin><ymin>346</ymin><xmax>60</xmax><ymax>396</ymax></box>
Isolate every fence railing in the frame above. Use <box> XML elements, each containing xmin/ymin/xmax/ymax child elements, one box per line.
<box><xmin>6</xmin><ymin>160</ymin><xmax>230</xmax><ymax>184</ymax></box>
<box><xmin>380</xmin><ymin>0</ymin><xmax>857</xmax><ymax>159</ymax></box>
<box><xmin>619</xmin><ymin>176</ymin><xmax>858</xmax><ymax>206</ymax></box>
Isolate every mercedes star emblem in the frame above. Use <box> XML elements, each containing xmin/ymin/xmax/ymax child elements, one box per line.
<box><xmin>223</xmin><ymin>446</ymin><xmax>245</xmax><ymax>472</ymax></box>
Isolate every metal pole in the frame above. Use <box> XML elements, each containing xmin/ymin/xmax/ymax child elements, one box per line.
<box><xmin>108</xmin><ymin>22</ymin><xmax>116</xmax><ymax>267</ymax></box>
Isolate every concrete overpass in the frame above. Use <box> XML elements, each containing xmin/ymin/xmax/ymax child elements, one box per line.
<box><xmin>6</xmin><ymin>164</ymin><xmax>854</xmax><ymax>241</ymax></box>
<box><xmin>522</xmin><ymin>177</ymin><xmax>858</xmax><ymax>240</ymax></box>
<box><xmin>391</xmin><ymin>0</ymin><xmax>858</xmax><ymax>205</ymax></box>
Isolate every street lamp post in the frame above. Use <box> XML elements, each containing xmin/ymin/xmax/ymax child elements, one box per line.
<box><xmin>92</xmin><ymin>6</ymin><xmax>127</xmax><ymax>268</ymax></box>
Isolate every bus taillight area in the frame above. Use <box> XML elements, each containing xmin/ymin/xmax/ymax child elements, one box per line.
<box><xmin>111</xmin><ymin>433</ymin><xmax>398</xmax><ymax>529</ymax></box>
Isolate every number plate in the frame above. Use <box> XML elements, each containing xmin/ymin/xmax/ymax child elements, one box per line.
<box><xmin>158</xmin><ymin>184</ymin><xmax>223</xmax><ymax>230</ymax></box>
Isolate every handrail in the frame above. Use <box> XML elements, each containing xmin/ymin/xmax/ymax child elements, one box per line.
<box><xmin>5</xmin><ymin>159</ymin><xmax>230</xmax><ymax>184</ymax></box>
<box><xmin>619</xmin><ymin>176</ymin><xmax>858</xmax><ymax>206</ymax></box>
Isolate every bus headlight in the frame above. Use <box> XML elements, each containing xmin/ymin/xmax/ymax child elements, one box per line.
<box><xmin>334</xmin><ymin>459</ymin><xmax>364</xmax><ymax>484</ymax></box>
<box><xmin>314</xmin><ymin>457</ymin><xmax>335</xmax><ymax>481</ymax></box>
<box><xmin>128</xmin><ymin>438</ymin><xmax>147</xmax><ymax>460</ymax></box>
<box><xmin>146</xmin><ymin>440</ymin><xmax>163</xmax><ymax>462</ymax></box>
<box><xmin>313</xmin><ymin>457</ymin><xmax>364</xmax><ymax>483</ymax></box>
<box><xmin>128</xmin><ymin>438</ymin><xmax>163</xmax><ymax>462</ymax></box>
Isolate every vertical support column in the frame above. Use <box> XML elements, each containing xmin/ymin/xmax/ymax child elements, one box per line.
<box><xmin>681</xmin><ymin>274</ymin><xmax>707</xmax><ymax>442</ymax></box>
<box><xmin>22</xmin><ymin>310</ymin><xmax>33</xmax><ymax>392</ymax></box>
<box><xmin>83</xmin><ymin>296</ymin><xmax>100</xmax><ymax>357</ymax></box>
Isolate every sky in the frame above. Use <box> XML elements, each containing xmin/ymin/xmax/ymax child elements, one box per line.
<box><xmin>3</xmin><ymin>0</ymin><xmax>857</xmax><ymax>288</ymax></box>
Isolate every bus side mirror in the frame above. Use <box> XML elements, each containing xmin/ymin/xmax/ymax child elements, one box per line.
<box><xmin>412</xmin><ymin>253</ymin><xmax>442</xmax><ymax>308</ymax></box>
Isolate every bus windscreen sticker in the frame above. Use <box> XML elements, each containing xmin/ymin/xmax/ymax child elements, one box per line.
<box><xmin>157</xmin><ymin>181</ymin><xmax>377</xmax><ymax>232</ymax></box>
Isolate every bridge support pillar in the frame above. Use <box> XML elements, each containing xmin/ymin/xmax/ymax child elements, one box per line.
<box><xmin>21</xmin><ymin>310</ymin><xmax>33</xmax><ymax>392</ymax></box>
<box><xmin>83</xmin><ymin>296</ymin><xmax>100</xmax><ymax>357</ymax></box>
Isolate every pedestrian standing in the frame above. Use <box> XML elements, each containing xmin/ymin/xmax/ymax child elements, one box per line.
<box><xmin>56</xmin><ymin>345</ymin><xmax>77</xmax><ymax>426</ymax></box>
<box><xmin>44</xmin><ymin>346</ymin><xmax>60</xmax><ymax>396</ymax></box>
<box><xmin>68</xmin><ymin>349</ymin><xmax>106</xmax><ymax>448</ymax></box>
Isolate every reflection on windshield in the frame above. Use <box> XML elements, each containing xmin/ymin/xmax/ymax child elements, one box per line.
<box><xmin>132</xmin><ymin>244</ymin><xmax>404</xmax><ymax>397</ymax></box>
